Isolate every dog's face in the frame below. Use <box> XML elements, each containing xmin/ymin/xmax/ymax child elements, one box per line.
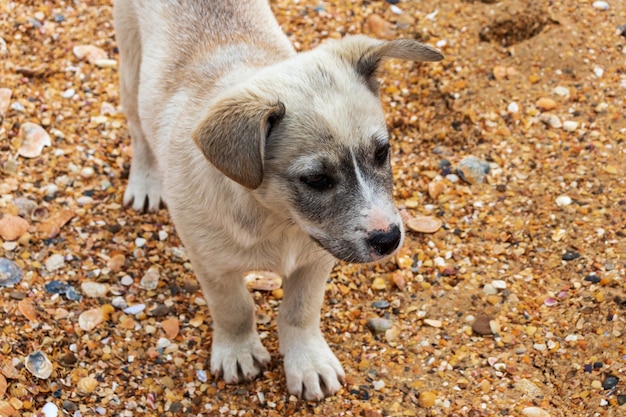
<box><xmin>192</xmin><ymin>35</ymin><xmax>443</xmax><ymax>263</ymax></box>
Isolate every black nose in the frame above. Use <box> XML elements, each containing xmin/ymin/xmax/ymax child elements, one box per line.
<box><xmin>367</xmin><ymin>224</ymin><xmax>401</xmax><ymax>256</ymax></box>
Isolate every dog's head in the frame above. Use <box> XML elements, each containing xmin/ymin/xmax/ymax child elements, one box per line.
<box><xmin>193</xmin><ymin>35</ymin><xmax>442</xmax><ymax>263</ymax></box>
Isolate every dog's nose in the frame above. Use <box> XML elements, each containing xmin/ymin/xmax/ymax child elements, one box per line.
<box><xmin>367</xmin><ymin>224</ymin><xmax>401</xmax><ymax>256</ymax></box>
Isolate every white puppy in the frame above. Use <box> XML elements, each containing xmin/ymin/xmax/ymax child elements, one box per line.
<box><xmin>114</xmin><ymin>0</ymin><xmax>442</xmax><ymax>400</ymax></box>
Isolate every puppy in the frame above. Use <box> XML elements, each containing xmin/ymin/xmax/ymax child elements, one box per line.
<box><xmin>114</xmin><ymin>0</ymin><xmax>442</xmax><ymax>400</ymax></box>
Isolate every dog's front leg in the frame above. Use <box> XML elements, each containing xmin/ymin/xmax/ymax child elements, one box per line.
<box><xmin>193</xmin><ymin>264</ymin><xmax>271</xmax><ymax>384</ymax></box>
<box><xmin>278</xmin><ymin>256</ymin><xmax>345</xmax><ymax>400</ymax></box>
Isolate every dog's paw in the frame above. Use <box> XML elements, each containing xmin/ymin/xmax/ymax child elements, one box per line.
<box><xmin>123</xmin><ymin>168</ymin><xmax>163</xmax><ymax>212</ymax></box>
<box><xmin>283</xmin><ymin>337</ymin><xmax>345</xmax><ymax>401</ymax></box>
<box><xmin>211</xmin><ymin>334</ymin><xmax>271</xmax><ymax>384</ymax></box>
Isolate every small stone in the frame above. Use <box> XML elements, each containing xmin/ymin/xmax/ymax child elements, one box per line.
<box><xmin>584</xmin><ymin>275</ymin><xmax>601</xmax><ymax>284</ymax></box>
<box><xmin>79</xmin><ymin>308</ymin><xmax>105</xmax><ymax>331</ymax></box>
<box><xmin>618</xmin><ymin>24</ymin><xmax>626</xmax><ymax>37</ymax></box>
<box><xmin>58</xmin><ymin>352</ymin><xmax>78</xmax><ymax>367</ymax></box>
<box><xmin>41</xmin><ymin>402</ymin><xmax>59</xmax><ymax>417</ymax></box>
<box><xmin>73</xmin><ymin>44</ymin><xmax>107</xmax><ymax>64</ymax></box>
<box><xmin>522</xmin><ymin>407</ymin><xmax>551</xmax><ymax>417</ymax></box>
<box><xmin>406</xmin><ymin>215</ymin><xmax>442</xmax><ymax>233</ymax></box>
<box><xmin>424</xmin><ymin>319</ymin><xmax>442</xmax><ymax>328</ymax></box>
<box><xmin>592</xmin><ymin>1</ymin><xmax>609</xmax><ymax>10</ymax></box>
<box><xmin>244</xmin><ymin>270</ymin><xmax>282</xmax><ymax>291</ymax></box>
<box><xmin>77</xmin><ymin>196</ymin><xmax>93</xmax><ymax>206</ymax></box>
<box><xmin>161</xmin><ymin>318</ymin><xmax>180</xmax><ymax>339</ymax></box>
<box><xmin>591</xmin><ymin>380</ymin><xmax>603</xmax><ymax>389</ymax></box>
<box><xmin>94</xmin><ymin>58</ymin><xmax>117</xmax><ymax>68</ymax></box>
<box><xmin>18</xmin><ymin>298</ymin><xmax>38</xmax><ymax>321</ymax></box>
<box><xmin>392</xmin><ymin>271</ymin><xmax>406</xmax><ymax>290</ymax></box>
<box><xmin>418</xmin><ymin>391</ymin><xmax>436</xmax><ymax>408</ymax></box>
<box><xmin>472</xmin><ymin>315</ymin><xmax>495</xmax><ymax>335</ymax></box>
<box><xmin>18</xmin><ymin>122</ymin><xmax>51</xmax><ymax>158</ymax></box>
<box><xmin>536</xmin><ymin>97</ymin><xmax>557</xmax><ymax>111</ymax></box>
<box><xmin>25</xmin><ymin>351</ymin><xmax>53</xmax><ymax>379</ymax></box>
<box><xmin>120</xmin><ymin>275</ymin><xmax>134</xmax><ymax>286</ymax></box>
<box><xmin>61</xmin><ymin>88</ymin><xmax>75</xmax><ymax>99</ymax></box>
<box><xmin>562</xmin><ymin>120</ymin><xmax>578</xmax><ymax>132</ymax></box>
<box><xmin>372</xmin><ymin>300</ymin><xmax>390</xmax><ymax>309</ymax></box>
<box><xmin>123</xmin><ymin>304</ymin><xmax>146</xmax><ymax>315</ymax></box>
<box><xmin>81</xmin><ymin>282</ymin><xmax>109</xmax><ymax>298</ymax></box>
<box><xmin>428</xmin><ymin>180</ymin><xmax>444</xmax><ymax>199</ymax></box>
<box><xmin>492</xmin><ymin>280</ymin><xmax>507</xmax><ymax>289</ymax></box>
<box><xmin>514</xmin><ymin>379</ymin><xmax>543</xmax><ymax>398</ymax></box>
<box><xmin>544</xmin><ymin>297</ymin><xmax>557</xmax><ymax>306</ymax></box>
<box><xmin>80</xmin><ymin>166</ymin><xmax>95</xmax><ymax>179</ymax></box>
<box><xmin>148</xmin><ymin>303</ymin><xmax>170</xmax><ymax>317</ymax></box>
<box><xmin>0</xmin><ymin>258</ymin><xmax>23</xmax><ymax>288</ymax></box>
<box><xmin>457</xmin><ymin>156</ymin><xmax>490</xmax><ymax>184</ymax></box>
<box><xmin>0</xmin><ymin>88</ymin><xmax>12</xmax><ymax>117</ymax></box>
<box><xmin>602</xmin><ymin>376</ymin><xmax>619</xmax><ymax>390</ymax></box>
<box><xmin>367</xmin><ymin>317</ymin><xmax>392</xmax><ymax>334</ymax></box>
<box><xmin>373</xmin><ymin>380</ymin><xmax>385</xmax><ymax>390</ymax></box>
<box><xmin>140</xmin><ymin>266</ymin><xmax>160</xmax><ymax>290</ymax></box>
<box><xmin>61</xmin><ymin>401</ymin><xmax>78</xmax><ymax>412</ymax></box>
<box><xmin>371</xmin><ymin>277</ymin><xmax>387</xmax><ymax>290</ymax></box>
<box><xmin>492</xmin><ymin>65</ymin><xmax>507</xmax><ymax>80</ymax></box>
<box><xmin>45</xmin><ymin>254</ymin><xmax>65</xmax><ymax>272</ymax></box>
<box><xmin>507</xmin><ymin>101</ymin><xmax>519</xmax><ymax>113</ymax></box>
<box><xmin>0</xmin><ymin>214</ymin><xmax>29</xmax><ymax>241</ymax></box>
<box><xmin>553</xmin><ymin>86</ymin><xmax>570</xmax><ymax>98</ymax></box>
<box><xmin>365</xmin><ymin>14</ymin><xmax>396</xmax><ymax>40</ymax></box>
<box><xmin>555</xmin><ymin>195</ymin><xmax>572</xmax><ymax>207</ymax></box>
<box><xmin>483</xmin><ymin>284</ymin><xmax>498</xmax><ymax>295</ymax></box>
<box><xmin>540</xmin><ymin>113</ymin><xmax>562</xmax><ymax>129</ymax></box>
<box><xmin>107</xmin><ymin>253</ymin><xmax>126</xmax><ymax>272</ymax></box>
<box><xmin>77</xmin><ymin>376</ymin><xmax>98</xmax><ymax>394</ymax></box>
<box><xmin>135</xmin><ymin>237</ymin><xmax>147</xmax><ymax>247</ymax></box>
<box><xmin>562</xmin><ymin>251</ymin><xmax>581</xmax><ymax>261</ymax></box>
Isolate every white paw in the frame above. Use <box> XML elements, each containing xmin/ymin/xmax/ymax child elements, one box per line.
<box><xmin>123</xmin><ymin>168</ymin><xmax>163</xmax><ymax>212</ymax></box>
<box><xmin>211</xmin><ymin>334</ymin><xmax>271</xmax><ymax>383</ymax></box>
<box><xmin>282</xmin><ymin>336</ymin><xmax>345</xmax><ymax>401</ymax></box>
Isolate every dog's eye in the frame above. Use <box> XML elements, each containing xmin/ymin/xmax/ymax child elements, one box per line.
<box><xmin>301</xmin><ymin>174</ymin><xmax>334</xmax><ymax>191</ymax></box>
<box><xmin>374</xmin><ymin>144</ymin><xmax>390</xmax><ymax>165</ymax></box>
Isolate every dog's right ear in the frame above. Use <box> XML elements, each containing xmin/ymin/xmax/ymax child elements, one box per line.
<box><xmin>192</xmin><ymin>93</ymin><xmax>285</xmax><ymax>189</ymax></box>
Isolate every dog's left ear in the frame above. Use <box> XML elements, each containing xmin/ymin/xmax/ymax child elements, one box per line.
<box><xmin>192</xmin><ymin>92</ymin><xmax>285</xmax><ymax>189</ymax></box>
<box><xmin>328</xmin><ymin>35</ymin><xmax>443</xmax><ymax>93</ymax></box>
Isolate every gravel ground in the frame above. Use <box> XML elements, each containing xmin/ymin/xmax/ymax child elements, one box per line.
<box><xmin>1</xmin><ymin>1</ymin><xmax>626</xmax><ymax>416</ymax></box>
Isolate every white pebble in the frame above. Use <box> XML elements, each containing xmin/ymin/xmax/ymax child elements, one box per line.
<box><xmin>565</xmin><ymin>334</ymin><xmax>578</xmax><ymax>342</ymax></box>
<box><xmin>562</xmin><ymin>120</ymin><xmax>578</xmax><ymax>132</ymax></box>
<box><xmin>373</xmin><ymin>380</ymin><xmax>385</xmax><ymax>390</ymax></box>
<box><xmin>41</xmin><ymin>402</ymin><xmax>59</xmax><ymax>417</ymax></box>
<box><xmin>196</xmin><ymin>369</ymin><xmax>208</xmax><ymax>382</ymax></box>
<box><xmin>135</xmin><ymin>237</ymin><xmax>147</xmax><ymax>247</ymax></box>
<box><xmin>492</xmin><ymin>280</ymin><xmax>507</xmax><ymax>290</ymax></box>
<box><xmin>592</xmin><ymin>1</ymin><xmax>609</xmax><ymax>11</ymax></box>
<box><xmin>436</xmin><ymin>39</ymin><xmax>447</xmax><ymax>48</ymax></box>
<box><xmin>522</xmin><ymin>406</ymin><xmax>551</xmax><ymax>417</ymax></box>
<box><xmin>77</xmin><ymin>196</ymin><xmax>93</xmax><ymax>206</ymax></box>
<box><xmin>483</xmin><ymin>284</ymin><xmax>498</xmax><ymax>295</ymax></box>
<box><xmin>158</xmin><ymin>230</ymin><xmax>168</xmax><ymax>241</ymax></box>
<box><xmin>389</xmin><ymin>5</ymin><xmax>402</xmax><ymax>14</ymax></box>
<box><xmin>156</xmin><ymin>337</ymin><xmax>171</xmax><ymax>350</ymax></box>
<box><xmin>555</xmin><ymin>195</ymin><xmax>572</xmax><ymax>207</ymax></box>
<box><xmin>424</xmin><ymin>319</ymin><xmax>442</xmax><ymax>328</ymax></box>
<box><xmin>45</xmin><ymin>253</ymin><xmax>65</xmax><ymax>272</ymax></box>
<box><xmin>61</xmin><ymin>88</ymin><xmax>75</xmax><ymax>99</ymax></box>
<box><xmin>123</xmin><ymin>304</ymin><xmax>146</xmax><ymax>315</ymax></box>
<box><xmin>81</xmin><ymin>166</ymin><xmax>95</xmax><ymax>178</ymax></box>
<box><xmin>593</xmin><ymin>66</ymin><xmax>604</xmax><ymax>78</ymax></box>
<box><xmin>553</xmin><ymin>86</ymin><xmax>570</xmax><ymax>97</ymax></box>
<box><xmin>445</xmin><ymin>173</ymin><xmax>459</xmax><ymax>183</ymax></box>
<box><xmin>120</xmin><ymin>275</ymin><xmax>134</xmax><ymax>286</ymax></box>
<box><xmin>507</xmin><ymin>101</ymin><xmax>519</xmax><ymax>113</ymax></box>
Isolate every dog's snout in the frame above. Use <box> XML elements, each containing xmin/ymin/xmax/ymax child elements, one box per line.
<box><xmin>367</xmin><ymin>224</ymin><xmax>401</xmax><ymax>256</ymax></box>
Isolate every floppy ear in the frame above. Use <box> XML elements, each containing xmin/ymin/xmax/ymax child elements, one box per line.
<box><xmin>328</xmin><ymin>35</ymin><xmax>443</xmax><ymax>92</ymax></box>
<box><xmin>192</xmin><ymin>93</ymin><xmax>285</xmax><ymax>189</ymax></box>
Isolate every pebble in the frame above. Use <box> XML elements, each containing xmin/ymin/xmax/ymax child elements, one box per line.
<box><xmin>584</xmin><ymin>274</ymin><xmax>601</xmax><ymax>284</ymax></box>
<box><xmin>406</xmin><ymin>215</ymin><xmax>442</xmax><ymax>233</ymax></box>
<box><xmin>592</xmin><ymin>1</ymin><xmax>609</xmax><ymax>11</ymax></box>
<box><xmin>25</xmin><ymin>351</ymin><xmax>53</xmax><ymax>379</ymax></box>
<box><xmin>111</xmin><ymin>296</ymin><xmax>128</xmax><ymax>309</ymax></box>
<box><xmin>507</xmin><ymin>101</ymin><xmax>519</xmax><ymax>113</ymax></box>
<box><xmin>456</xmin><ymin>156</ymin><xmax>490</xmax><ymax>184</ymax></box>
<box><xmin>61</xmin><ymin>88</ymin><xmax>75</xmax><ymax>99</ymax></box>
<box><xmin>0</xmin><ymin>88</ymin><xmax>12</xmax><ymax>116</ymax></box>
<box><xmin>555</xmin><ymin>195</ymin><xmax>572</xmax><ymax>207</ymax></box>
<box><xmin>18</xmin><ymin>122</ymin><xmax>51</xmax><ymax>158</ymax></box>
<box><xmin>140</xmin><ymin>266</ymin><xmax>160</xmax><ymax>290</ymax></box>
<box><xmin>41</xmin><ymin>402</ymin><xmax>59</xmax><ymax>417</ymax></box>
<box><xmin>371</xmin><ymin>277</ymin><xmax>387</xmax><ymax>290</ymax></box>
<box><xmin>514</xmin><ymin>378</ymin><xmax>543</xmax><ymax>398</ymax></box>
<box><xmin>244</xmin><ymin>270</ymin><xmax>282</xmax><ymax>291</ymax></box>
<box><xmin>602</xmin><ymin>376</ymin><xmax>619</xmax><ymax>390</ymax></box>
<box><xmin>483</xmin><ymin>283</ymin><xmax>498</xmax><ymax>295</ymax></box>
<box><xmin>553</xmin><ymin>86</ymin><xmax>570</xmax><ymax>98</ymax></box>
<box><xmin>61</xmin><ymin>401</ymin><xmax>78</xmax><ymax>412</ymax></box>
<box><xmin>81</xmin><ymin>282</ymin><xmax>109</xmax><ymax>298</ymax></box>
<box><xmin>367</xmin><ymin>318</ymin><xmax>392</xmax><ymax>334</ymax></box>
<box><xmin>123</xmin><ymin>304</ymin><xmax>146</xmax><ymax>315</ymax></box>
<box><xmin>372</xmin><ymin>300</ymin><xmax>390</xmax><ymax>309</ymax></box>
<box><xmin>79</xmin><ymin>308</ymin><xmax>105</xmax><ymax>331</ymax></box>
<box><xmin>73</xmin><ymin>44</ymin><xmax>107</xmax><ymax>64</ymax></box>
<box><xmin>472</xmin><ymin>315</ymin><xmax>495</xmax><ymax>335</ymax></box>
<box><xmin>0</xmin><ymin>258</ymin><xmax>23</xmax><ymax>287</ymax></box>
<box><xmin>424</xmin><ymin>319</ymin><xmax>442</xmax><ymax>328</ymax></box>
<box><xmin>418</xmin><ymin>391</ymin><xmax>437</xmax><ymax>408</ymax></box>
<box><xmin>120</xmin><ymin>275</ymin><xmax>134</xmax><ymax>286</ymax></box>
<box><xmin>107</xmin><ymin>253</ymin><xmax>126</xmax><ymax>272</ymax></box>
<box><xmin>161</xmin><ymin>318</ymin><xmax>180</xmax><ymax>339</ymax></box>
<box><xmin>94</xmin><ymin>58</ymin><xmax>117</xmax><ymax>68</ymax></box>
<box><xmin>80</xmin><ymin>166</ymin><xmax>95</xmax><ymax>178</ymax></box>
<box><xmin>428</xmin><ymin>180</ymin><xmax>444</xmax><ymax>199</ymax></box>
<box><xmin>45</xmin><ymin>254</ymin><xmax>66</xmax><ymax>272</ymax></box>
<box><xmin>135</xmin><ymin>237</ymin><xmax>147</xmax><ymax>247</ymax></box>
<box><xmin>77</xmin><ymin>196</ymin><xmax>93</xmax><ymax>206</ymax></box>
<box><xmin>373</xmin><ymin>380</ymin><xmax>385</xmax><ymax>390</ymax></box>
<box><xmin>18</xmin><ymin>298</ymin><xmax>38</xmax><ymax>321</ymax></box>
<box><xmin>365</xmin><ymin>14</ymin><xmax>395</xmax><ymax>40</ymax></box>
<box><xmin>536</xmin><ymin>97</ymin><xmax>557</xmax><ymax>111</ymax></box>
<box><xmin>77</xmin><ymin>376</ymin><xmax>98</xmax><ymax>394</ymax></box>
<box><xmin>196</xmin><ymin>369</ymin><xmax>208</xmax><ymax>383</ymax></box>
<box><xmin>562</xmin><ymin>120</ymin><xmax>578</xmax><ymax>132</ymax></box>
<box><xmin>562</xmin><ymin>251</ymin><xmax>581</xmax><ymax>261</ymax></box>
<box><xmin>618</xmin><ymin>24</ymin><xmax>626</xmax><ymax>37</ymax></box>
<box><xmin>492</xmin><ymin>280</ymin><xmax>507</xmax><ymax>289</ymax></box>
<box><xmin>540</xmin><ymin>113</ymin><xmax>562</xmax><ymax>129</ymax></box>
<box><xmin>522</xmin><ymin>407</ymin><xmax>551</xmax><ymax>417</ymax></box>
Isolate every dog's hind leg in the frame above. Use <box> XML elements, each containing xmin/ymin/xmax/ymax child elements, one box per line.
<box><xmin>114</xmin><ymin>1</ymin><xmax>162</xmax><ymax>212</ymax></box>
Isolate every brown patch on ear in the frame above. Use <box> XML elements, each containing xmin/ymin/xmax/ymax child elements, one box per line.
<box><xmin>192</xmin><ymin>93</ymin><xmax>285</xmax><ymax>189</ymax></box>
<box><xmin>329</xmin><ymin>35</ymin><xmax>444</xmax><ymax>93</ymax></box>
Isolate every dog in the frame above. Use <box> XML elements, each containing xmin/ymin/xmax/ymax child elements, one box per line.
<box><xmin>114</xmin><ymin>0</ymin><xmax>442</xmax><ymax>400</ymax></box>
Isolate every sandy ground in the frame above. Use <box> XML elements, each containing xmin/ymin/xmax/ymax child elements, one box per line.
<box><xmin>1</xmin><ymin>0</ymin><xmax>626</xmax><ymax>416</ymax></box>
